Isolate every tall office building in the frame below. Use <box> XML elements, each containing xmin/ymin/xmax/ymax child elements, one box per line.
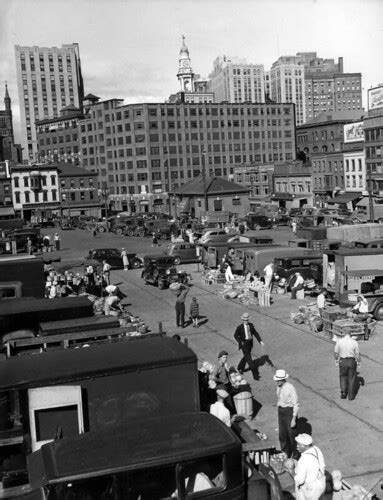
<box><xmin>270</xmin><ymin>56</ymin><xmax>305</xmax><ymax>125</ymax></box>
<box><xmin>208</xmin><ymin>56</ymin><xmax>265</xmax><ymax>103</ymax></box>
<box><xmin>298</xmin><ymin>52</ymin><xmax>362</xmax><ymax>121</ymax></box>
<box><xmin>15</xmin><ymin>43</ymin><xmax>84</xmax><ymax>161</ymax></box>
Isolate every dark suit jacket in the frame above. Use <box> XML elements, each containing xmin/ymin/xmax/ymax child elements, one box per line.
<box><xmin>234</xmin><ymin>322</ymin><xmax>262</xmax><ymax>349</ymax></box>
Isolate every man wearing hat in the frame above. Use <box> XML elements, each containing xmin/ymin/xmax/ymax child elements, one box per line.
<box><xmin>334</xmin><ymin>327</ymin><xmax>361</xmax><ymax>400</ymax></box>
<box><xmin>209</xmin><ymin>388</ymin><xmax>231</xmax><ymax>427</ymax></box>
<box><xmin>273</xmin><ymin>369</ymin><xmax>299</xmax><ymax>458</ymax></box>
<box><xmin>234</xmin><ymin>312</ymin><xmax>264</xmax><ymax>379</ymax></box>
<box><xmin>294</xmin><ymin>433</ymin><xmax>326</xmax><ymax>499</ymax></box>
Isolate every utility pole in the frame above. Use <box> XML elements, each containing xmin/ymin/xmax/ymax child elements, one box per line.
<box><xmin>202</xmin><ymin>149</ymin><xmax>208</xmax><ymax>212</ymax></box>
<box><xmin>368</xmin><ymin>167</ymin><xmax>375</xmax><ymax>222</ymax></box>
<box><xmin>165</xmin><ymin>159</ymin><xmax>172</xmax><ymax>218</ymax></box>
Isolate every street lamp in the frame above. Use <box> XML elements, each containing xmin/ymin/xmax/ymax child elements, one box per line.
<box><xmin>202</xmin><ymin>149</ymin><xmax>208</xmax><ymax>212</ymax></box>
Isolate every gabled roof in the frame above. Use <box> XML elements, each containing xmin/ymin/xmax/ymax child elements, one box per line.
<box><xmin>82</xmin><ymin>93</ymin><xmax>100</xmax><ymax>101</ymax></box>
<box><xmin>174</xmin><ymin>176</ymin><xmax>250</xmax><ymax>196</ymax></box>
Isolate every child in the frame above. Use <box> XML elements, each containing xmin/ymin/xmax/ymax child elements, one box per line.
<box><xmin>152</xmin><ymin>232</ymin><xmax>158</xmax><ymax>247</ymax></box>
<box><xmin>190</xmin><ymin>296</ymin><xmax>200</xmax><ymax>328</ymax></box>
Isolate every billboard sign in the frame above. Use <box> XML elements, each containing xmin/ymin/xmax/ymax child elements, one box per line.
<box><xmin>368</xmin><ymin>85</ymin><xmax>383</xmax><ymax>111</ymax></box>
<box><xmin>344</xmin><ymin>122</ymin><xmax>364</xmax><ymax>143</ymax></box>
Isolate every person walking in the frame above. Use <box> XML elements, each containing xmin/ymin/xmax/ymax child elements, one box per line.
<box><xmin>86</xmin><ymin>263</ymin><xmax>95</xmax><ymax>287</ymax></box>
<box><xmin>291</xmin><ymin>220</ymin><xmax>297</xmax><ymax>235</ymax></box>
<box><xmin>27</xmin><ymin>237</ymin><xmax>33</xmax><ymax>255</ymax></box>
<box><xmin>175</xmin><ymin>283</ymin><xmax>189</xmax><ymax>328</ymax></box>
<box><xmin>121</xmin><ymin>248</ymin><xmax>129</xmax><ymax>271</ymax></box>
<box><xmin>294</xmin><ymin>433</ymin><xmax>326</xmax><ymax>500</ymax></box>
<box><xmin>334</xmin><ymin>327</ymin><xmax>361</xmax><ymax>400</ymax></box>
<box><xmin>316</xmin><ymin>288</ymin><xmax>327</xmax><ymax>317</ymax></box>
<box><xmin>189</xmin><ymin>296</ymin><xmax>200</xmax><ymax>327</ymax></box>
<box><xmin>92</xmin><ymin>226</ymin><xmax>98</xmax><ymax>238</ymax></box>
<box><xmin>102</xmin><ymin>260</ymin><xmax>111</xmax><ymax>285</ymax></box>
<box><xmin>54</xmin><ymin>233</ymin><xmax>61</xmax><ymax>251</ymax></box>
<box><xmin>273</xmin><ymin>369</ymin><xmax>299</xmax><ymax>458</ymax></box>
<box><xmin>234</xmin><ymin>312</ymin><xmax>264</xmax><ymax>379</ymax></box>
<box><xmin>152</xmin><ymin>232</ymin><xmax>158</xmax><ymax>247</ymax></box>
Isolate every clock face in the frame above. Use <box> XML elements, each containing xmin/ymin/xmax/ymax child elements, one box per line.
<box><xmin>182</xmin><ymin>60</ymin><xmax>190</xmax><ymax>68</ymax></box>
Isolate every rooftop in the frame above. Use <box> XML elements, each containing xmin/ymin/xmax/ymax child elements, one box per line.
<box><xmin>174</xmin><ymin>176</ymin><xmax>250</xmax><ymax>196</ymax></box>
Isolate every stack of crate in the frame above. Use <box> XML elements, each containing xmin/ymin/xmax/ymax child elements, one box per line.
<box><xmin>322</xmin><ymin>308</ymin><xmax>348</xmax><ymax>338</ymax></box>
<box><xmin>332</xmin><ymin>319</ymin><xmax>366</xmax><ymax>339</ymax></box>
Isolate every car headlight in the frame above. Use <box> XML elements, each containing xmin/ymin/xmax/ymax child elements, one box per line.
<box><xmin>166</xmin><ymin>269</ymin><xmax>171</xmax><ymax>275</ymax></box>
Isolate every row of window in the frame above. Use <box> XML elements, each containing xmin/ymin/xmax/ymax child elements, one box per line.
<box><xmin>40</xmin><ymin>134</ymin><xmax>77</xmax><ymax>145</ymax></box>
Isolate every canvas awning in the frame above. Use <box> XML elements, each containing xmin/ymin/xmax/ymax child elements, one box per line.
<box><xmin>328</xmin><ymin>192</ymin><xmax>362</xmax><ymax>204</ymax></box>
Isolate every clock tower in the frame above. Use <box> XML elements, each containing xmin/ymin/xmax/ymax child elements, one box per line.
<box><xmin>177</xmin><ymin>35</ymin><xmax>194</xmax><ymax>92</ymax></box>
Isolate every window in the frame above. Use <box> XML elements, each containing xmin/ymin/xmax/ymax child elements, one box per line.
<box><xmin>213</xmin><ymin>199</ymin><xmax>223</xmax><ymax>211</ymax></box>
<box><xmin>23</xmin><ymin>177</ymin><xmax>29</xmax><ymax>187</ymax></box>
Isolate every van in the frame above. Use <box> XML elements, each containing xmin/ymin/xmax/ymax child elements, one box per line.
<box><xmin>244</xmin><ymin>247</ymin><xmax>314</xmax><ymax>276</ymax></box>
<box><xmin>273</xmin><ymin>254</ymin><xmax>323</xmax><ymax>288</ymax></box>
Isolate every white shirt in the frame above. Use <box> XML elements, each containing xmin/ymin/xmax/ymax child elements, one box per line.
<box><xmin>105</xmin><ymin>284</ymin><xmax>117</xmax><ymax>295</ymax></box>
<box><xmin>293</xmin><ymin>275</ymin><xmax>304</xmax><ymax>287</ymax></box>
<box><xmin>276</xmin><ymin>381</ymin><xmax>299</xmax><ymax>416</ymax></box>
<box><xmin>103</xmin><ymin>262</ymin><xmax>111</xmax><ymax>272</ymax></box>
<box><xmin>294</xmin><ymin>446</ymin><xmax>325</xmax><ymax>487</ymax></box>
<box><xmin>334</xmin><ymin>335</ymin><xmax>360</xmax><ymax>361</ymax></box>
<box><xmin>244</xmin><ymin>323</ymin><xmax>251</xmax><ymax>340</ymax></box>
<box><xmin>353</xmin><ymin>300</ymin><xmax>368</xmax><ymax>314</ymax></box>
<box><xmin>317</xmin><ymin>293</ymin><xmax>325</xmax><ymax>309</ymax></box>
<box><xmin>225</xmin><ymin>265</ymin><xmax>235</xmax><ymax>282</ymax></box>
<box><xmin>210</xmin><ymin>401</ymin><xmax>231</xmax><ymax>427</ymax></box>
<box><xmin>264</xmin><ymin>264</ymin><xmax>273</xmax><ymax>277</ymax></box>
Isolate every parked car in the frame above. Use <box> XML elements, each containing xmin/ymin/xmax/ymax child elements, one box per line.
<box><xmin>273</xmin><ymin>254</ymin><xmax>323</xmax><ymax>289</ymax></box>
<box><xmin>85</xmin><ymin>248</ymin><xmax>142</xmax><ymax>269</ymax></box>
<box><xmin>244</xmin><ymin>214</ymin><xmax>278</xmax><ymax>231</ymax></box>
<box><xmin>145</xmin><ymin>220</ymin><xmax>175</xmax><ymax>240</ymax></box>
<box><xmin>141</xmin><ymin>254</ymin><xmax>189</xmax><ymax>289</ymax></box>
<box><xmin>111</xmin><ymin>219</ymin><xmax>146</xmax><ymax>237</ymax></box>
<box><xmin>164</xmin><ymin>242</ymin><xmax>200</xmax><ymax>265</ymax></box>
<box><xmin>199</xmin><ymin>229</ymin><xmax>237</xmax><ymax>245</ymax></box>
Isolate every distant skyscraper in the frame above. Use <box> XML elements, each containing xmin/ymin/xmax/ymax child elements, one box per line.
<box><xmin>270</xmin><ymin>56</ymin><xmax>305</xmax><ymax>125</ymax></box>
<box><xmin>208</xmin><ymin>56</ymin><xmax>265</xmax><ymax>103</ymax></box>
<box><xmin>15</xmin><ymin>43</ymin><xmax>84</xmax><ymax>160</ymax></box>
<box><xmin>0</xmin><ymin>83</ymin><xmax>22</xmax><ymax>163</ymax></box>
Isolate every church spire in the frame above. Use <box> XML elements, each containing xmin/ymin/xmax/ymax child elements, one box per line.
<box><xmin>177</xmin><ymin>36</ymin><xmax>194</xmax><ymax>92</ymax></box>
<box><xmin>4</xmin><ymin>82</ymin><xmax>11</xmax><ymax>111</ymax></box>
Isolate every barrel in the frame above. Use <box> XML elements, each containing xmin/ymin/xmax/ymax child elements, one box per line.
<box><xmin>0</xmin><ymin>392</ymin><xmax>11</xmax><ymax>431</ymax></box>
<box><xmin>233</xmin><ymin>391</ymin><xmax>253</xmax><ymax>421</ymax></box>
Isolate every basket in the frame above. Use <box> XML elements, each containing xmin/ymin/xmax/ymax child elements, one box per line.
<box><xmin>269</xmin><ymin>453</ymin><xmax>287</xmax><ymax>475</ymax></box>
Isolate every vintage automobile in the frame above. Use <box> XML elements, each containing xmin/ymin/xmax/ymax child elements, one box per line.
<box><xmin>85</xmin><ymin>247</ymin><xmax>142</xmax><ymax>269</ymax></box>
<box><xmin>273</xmin><ymin>253</ymin><xmax>323</xmax><ymax>289</ymax></box>
<box><xmin>141</xmin><ymin>254</ymin><xmax>190</xmax><ymax>289</ymax></box>
<box><xmin>164</xmin><ymin>242</ymin><xmax>200</xmax><ymax>264</ymax></box>
<box><xmin>244</xmin><ymin>214</ymin><xmax>278</xmax><ymax>231</ymax></box>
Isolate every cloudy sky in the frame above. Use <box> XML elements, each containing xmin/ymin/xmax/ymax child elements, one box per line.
<box><xmin>1</xmin><ymin>0</ymin><xmax>383</xmax><ymax>142</ymax></box>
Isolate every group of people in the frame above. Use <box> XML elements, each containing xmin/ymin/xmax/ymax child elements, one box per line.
<box><xmin>174</xmin><ymin>283</ymin><xmax>200</xmax><ymax>328</ymax></box>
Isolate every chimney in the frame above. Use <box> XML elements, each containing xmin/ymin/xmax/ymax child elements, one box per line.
<box><xmin>338</xmin><ymin>57</ymin><xmax>344</xmax><ymax>73</ymax></box>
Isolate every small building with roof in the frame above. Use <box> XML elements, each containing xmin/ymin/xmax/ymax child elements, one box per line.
<box><xmin>173</xmin><ymin>176</ymin><xmax>250</xmax><ymax>218</ymax></box>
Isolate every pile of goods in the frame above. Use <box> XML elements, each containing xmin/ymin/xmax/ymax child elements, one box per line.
<box><xmin>218</xmin><ymin>279</ymin><xmax>268</xmax><ymax>308</ymax></box>
<box><xmin>290</xmin><ymin>303</ymin><xmax>322</xmax><ymax>332</ymax></box>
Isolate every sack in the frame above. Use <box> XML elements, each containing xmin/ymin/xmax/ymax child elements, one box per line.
<box><xmin>293</xmin><ymin>313</ymin><xmax>305</xmax><ymax>324</ymax></box>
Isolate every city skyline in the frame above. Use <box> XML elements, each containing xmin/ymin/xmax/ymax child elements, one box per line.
<box><xmin>1</xmin><ymin>0</ymin><xmax>383</xmax><ymax>145</ymax></box>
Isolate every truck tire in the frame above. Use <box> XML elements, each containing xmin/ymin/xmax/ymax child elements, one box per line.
<box><xmin>116</xmin><ymin>227</ymin><xmax>123</xmax><ymax>236</ymax></box>
<box><xmin>272</xmin><ymin>223</ymin><xmax>278</xmax><ymax>230</ymax></box>
<box><xmin>98</xmin><ymin>226</ymin><xmax>105</xmax><ymax>233</ymax></box>
<box><xmin>127</xmin><ymin>229</ymin><xmax>134</xmax><ymax>237</ymax></box>
<box><xmin>254</xmin><ymin>224</ymin><xmax>261</xmax><ymax>231</ymax></box>
<box><xmin>373</xmin><ymin>302</ymin><xmax>383</xmax><ymax>321</ymax></box>
<box><xmin>173</xmin><ymin>256</ymin><xmax>181</xmax><ymax>265</ymax></box>
<box><xmin>137</xmin><ymin>229</ymin><xmax>146</xmax><ymax>237</ymax></box>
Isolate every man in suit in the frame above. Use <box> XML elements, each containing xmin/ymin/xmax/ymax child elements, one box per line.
<box><xmin>234</xmin><ymin>312</ymin><xmax>264</xmax><ymax>379</ymax></box>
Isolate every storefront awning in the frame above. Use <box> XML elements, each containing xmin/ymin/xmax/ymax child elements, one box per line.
<box><xmin>328</xmin><ymin>192</ymin><xmax>362</xmax><ymax>204</ymax></box>
<box><xmin>0</xmin><ymin>207</ymin><xmax>15</xmax><ymax>216</ymax></box>
<box><xmin>153</xmin><ymin>199</ymin><xmax>163</xmax><ymax>205</ymax></box>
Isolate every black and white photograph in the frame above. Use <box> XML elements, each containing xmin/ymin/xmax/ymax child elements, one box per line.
<box><xmin>0</xmin><ymin>0</ymin><xmax>383</xmax><ymax>497</ymax></box>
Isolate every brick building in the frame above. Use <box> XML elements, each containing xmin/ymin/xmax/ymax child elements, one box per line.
<box><xmin>363</xmin><ymin>85</ymin><xmax>383</xmax><ymax>194</ymax></box>
<box><xmin>36</xmin><ymin>105</ymin><xmax>84</xmax><ymax>165</ymax></box>
<box><xmin>0</xmin><ymin>161</ymin><xmax>13</xmax><ymax>213</ymax></box>
<box><xmin>272</xmin><ymin>161</ymin><xmax>313</xmax><ymax>209</ymax></box>
<box><xmin>233</xmin><ymin>164</ymin><xmax>274</xmax><ymax>201</ymax></box>
<box><xmin>78</xmin><ymin>99</ymin><xmax>296</xmax><ymax>213</ymax></box>
<box><xmin>57</xmin><ymin>163</ymin><xmax>100</xmax><ymax>217</ymax></box>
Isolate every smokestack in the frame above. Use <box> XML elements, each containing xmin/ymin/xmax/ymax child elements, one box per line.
<box><xmin>338</xmin><ymin>57</ymin><xmax>344</xmax><ymax>73</ymax></box>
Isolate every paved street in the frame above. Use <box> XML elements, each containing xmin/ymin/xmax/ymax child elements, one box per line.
<box><xmin>49</xmin><ymin>226</ymin><xmax>383</xmax><ymax>495</ymax></box>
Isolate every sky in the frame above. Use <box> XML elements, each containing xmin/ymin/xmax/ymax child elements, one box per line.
<box><xmin>1</xmin><ymin>0</ymin><xmax>383</xmax><ymax>142</ymax></box>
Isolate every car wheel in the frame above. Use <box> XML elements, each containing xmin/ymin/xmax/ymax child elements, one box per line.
<box><xmin>98</xmin><ymin>226</ymin><xmax>105</xmax><ymax>233</ymax></box>
<box><xmin>138</xmin><ymin>229</ymin><xmax>146</xmax><ymax>237</ymax></box>
<box><xmin>127</xmin><ymin>229</ymin><xmax>134</xmax><ymax>237</ymax></box>
<box><xmin>374</xmin><ymin>302</ymin><xmax>383</xmax><ymax>321</ymax></box>
<box><xmin>272</xmin><ymin>223</ymin><xmax>278</xmax><ymax>230</ymax></box>
<box><xmin>254</xmin><ymin>224</ymin><xmax>261</xmax><ymax>231</ymax></box>
<box><xmin>115</xmin><ymin>227</ymin><xmax>123</xmax><ymax>235</ymax></box>
<box><xmin>131</xmin><ymin>259</ymin><xmax>141</xmax><ymax>269</ymax></box>
<box><xmin>173</xmin><ymin>256</ymin><xmax>181</xmax><ymax>265</ymax></box>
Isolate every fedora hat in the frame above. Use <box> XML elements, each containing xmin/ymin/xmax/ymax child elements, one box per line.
<box><xmin>241</xmin><ymin>312</ymin><xmax>250</xmax><ymax>321</ymax></box>
<box><xmin>273</xmin><ymin>369</ymin><xmax>289</xmax><ymax>381</ymax></box>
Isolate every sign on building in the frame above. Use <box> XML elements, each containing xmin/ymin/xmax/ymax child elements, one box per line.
<box><xmin>368</xmin><ymin>85</ymin><xmax>383</xmax><ymax>111</ymax></box>
<box><xmin>344</xmin><ymin>122</ymin><xmax>364</xmax><ymax>143</ymax></box>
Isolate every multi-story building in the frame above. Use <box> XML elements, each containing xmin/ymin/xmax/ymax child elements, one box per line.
<box><xmin>14</xmin><ymin>43</ymin><xmax>84</xmax><ymax>160</ymax></box>
<box><xmin>57</xmin><ymin>163</ymin><xmax>100</xmax><ymax>217</ymax></box>
<box><xmin>169</xmin><ymin>37</ymin><xmax>214</xmax><ymax>104</ymax></box>
<box><xmin>11</xmin><ymin>164</ymin><xmax>61</xmax><ymax>220</ymax></box>
<box><xmin>233</xmin><ymin>164</ymin><xmax>274</xmax><ymax>200</ymax></box>
<box><xmin>272</xmin><ymin>161</ymin><xmax>313</xmax><ymax>209</ymax></box>
<box><xmin>297</xmin><ymin>111</ymin><xmax>363</xmax><ymax>201</ymax></box>
<box><xmin>78</xmin><ymin>99</ymin><xmax>296</xmax><ymax>213</ymax></box>
<box><xmin>270</xmin><ymin>56</ymin><xmax>305</xmax><ymax>125</ymax></box>
<box><xmin>0</xmin><ymin>161</ymin><xmax>13</xmax><ymax>212</ymax></box>
<box><xmin>208</xmin><ymin>56</ymin><xmax>265</xmax><ymax>104</ymax></box>
<box><xmin>0</xmin><ymin>84</ymin><xmax>22</xmax><ymax>163</ymax></box>
<box><xmin>36</xmin><ymin>105</ymin><xmax>84</xmax><ymax>165</ymax></box>
<box><xmin>364</xmin><ymin>85</ymin><xmax>383</xmax><ymax>194</ymax></box>
<box><xmin>342</xmin><ymin>122</ymin><xmax>366</xmax><ymax>193</ymax></box>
